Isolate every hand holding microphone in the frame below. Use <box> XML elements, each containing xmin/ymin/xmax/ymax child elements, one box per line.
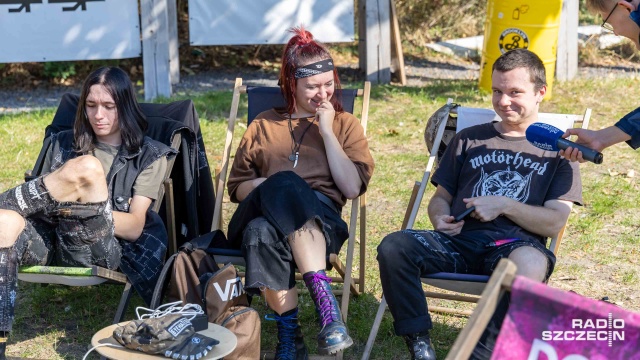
<box><xmin>559</xmin><ymin>128</ymin><xmax>607</xmax><ymax>163</ymax></box>
<box><xmin>525</xmin><ymin>123</ymin><xmax>604</xmax><ymax>164</ymax></box>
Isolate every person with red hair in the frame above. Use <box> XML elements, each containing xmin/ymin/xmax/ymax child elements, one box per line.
<box><xmin>226</xmin><ymin>26</ymin><xmax>374</xmax><ymax>359</ymax></box>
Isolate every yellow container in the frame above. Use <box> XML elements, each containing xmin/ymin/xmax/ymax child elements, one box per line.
<box><xmin>479</xmin><ymin>1</ymin><xmax>562</xmax><ymax>98</ymax></box>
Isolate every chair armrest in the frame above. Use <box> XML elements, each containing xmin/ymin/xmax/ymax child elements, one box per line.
<box><xmin>163</xmin><ymin>178</ymin><xmax>177</xmax><ymax>256</ymax></box>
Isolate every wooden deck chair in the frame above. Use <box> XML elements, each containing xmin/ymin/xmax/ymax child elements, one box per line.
<box><xmin>446</xmin><ymin>258</ymin><xmax>640</xmax><ymax>359</ymax></box>
<box><xmin>210</xmin><ymin>78</ymin><xmax>370</xmax><ymax>360</ymax></box>
<box><xmin>16</xmin><ymin>93</ymin><xmax>195</xmax><ymax>324</ymax></box>
<box><xmin>361</xmin><ymin>101</ymin><xmax>591</xmax><ymax>360</ymax></box>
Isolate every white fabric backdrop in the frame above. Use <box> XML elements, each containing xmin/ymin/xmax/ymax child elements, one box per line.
<box><xmin>0</xmin><ymin>0</ymin><xmax>140</xmax><ymax>63</ymax></box>
<box><xmin>189</xmin><ymin>0</ymin><xmax>355</xmax><ymax>45</ymax></box>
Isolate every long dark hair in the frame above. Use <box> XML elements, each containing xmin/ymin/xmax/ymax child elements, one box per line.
<box><xmin>74</xmin><ymin>66</ymin><xmax>147</xmax><ymax>153</ymax></box>
<box><xmin>279</xmin><ymin>26</ymin><xmax>344</xmax><ymax>115</ymax></box>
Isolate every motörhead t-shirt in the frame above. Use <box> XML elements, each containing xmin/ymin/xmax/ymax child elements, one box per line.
<box><xmin>431</xmin><ymin>122</ymin><xmax>582</xmax><ymax>243</ymax></box>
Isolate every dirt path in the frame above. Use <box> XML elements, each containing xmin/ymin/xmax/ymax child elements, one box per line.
<box><xmin>2</xmin><ymin>59</ymin><xmax>640</xmax><ymax>114</ymax></box>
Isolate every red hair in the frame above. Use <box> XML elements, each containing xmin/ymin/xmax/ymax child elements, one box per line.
<box><xmin>279</xmin><ymin>26</ymin><xmax>343</xmax><ymax>115</ymax></box>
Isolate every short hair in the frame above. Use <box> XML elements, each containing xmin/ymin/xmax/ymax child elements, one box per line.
<box><xmin>279</xmin><ymin>26</ymin><xmax>344</xmax><ymax>115</ymax></box>
<box><xmin>74</xmin><ymin>66</ymin><xmax>147</xmax><ymax>153</ymax></box>
<box><xmin>492</xmin><ymin>49</ymin><xmax>546</xmax><ymax>91</ymax></box>
<box><xmin>585</xmin><ymin>0</ymin><xmax>612</xmax><ymax>12</ymax></box>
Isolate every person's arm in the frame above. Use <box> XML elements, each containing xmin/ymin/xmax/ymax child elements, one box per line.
<box><xmin>113</xmin><ymin>195</ymin><xmax>152</xmax><ymax>241</ymax></box>
<box><xmin>427</xmin><ymin>185</ymin><xmax>464</xmax><ymax>236</ymax></box>
<box><xmin>560</xmin><ymin>106</ymin><xmax>640</xmax><ymax>162</ymax></box>
<box><xmin>227</xmin><ymin>124</ymin><xmax>263</xmax><ymax>203</ymax></box>
<box><xmin>560</xmin><ymin>126</ymin><xmax>631</xmax><ymax>162</ymax></box>
<box><xmin>234</xmin><ymin>177</ymin><xmax>267</xmax><ymax>202</ymax></box>
<box><xmin>462</xmin><ymin>196</ymin><xmax>573</xmax><ymax>238</ymax></box>
<box><xmin>115</xmin><ymin>154</ymin><xmax>166</xmax><ymax>241</ymax></box>
<box><xmin>317</xmin><ymin>100</ymin><xmax>362</xmax><ymax>199</ymax></box>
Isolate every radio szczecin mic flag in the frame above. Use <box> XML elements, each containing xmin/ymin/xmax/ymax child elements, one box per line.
<box><xmin>525</xmin><ymin>123</ymin><xmax>604</xmax><ymax>164</ymax></box>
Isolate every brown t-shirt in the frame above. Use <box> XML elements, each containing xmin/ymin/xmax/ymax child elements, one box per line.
<box><xmin>227</xmin><ymin>109</ymin><xmax>375</xmax><ymax>206</ymax></box>
<box><xmin>431</xmin><ymin>122</ymin><xmax>582</xmax><ymax>242</ymax></box>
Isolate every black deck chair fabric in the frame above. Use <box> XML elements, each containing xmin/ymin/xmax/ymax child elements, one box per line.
<box><xmin>37</xmin><ymin>93</ymin><xmax>215</xmax><ymax>247</ymax></box>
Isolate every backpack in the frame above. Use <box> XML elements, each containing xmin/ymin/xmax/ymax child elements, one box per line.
<box><xmin>424</xmin><ymin>102</ymin><xmax>459</xmax><ymax>163</ymax></box>
<box><xmin>151</xmin><ymin>231</ymin><xmax>261</xmax><ymax>360</ymax></box>
<box><xmin>200</xmin><ymin>263</ymin><xmax>261</xmax><ymax>360</ymax></box>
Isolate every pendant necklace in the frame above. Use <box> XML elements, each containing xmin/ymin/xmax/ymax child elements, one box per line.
<box><xmin>288</xmin><ymin>114</ymin><xmax>316</xmax><ymax>168</ymax></box>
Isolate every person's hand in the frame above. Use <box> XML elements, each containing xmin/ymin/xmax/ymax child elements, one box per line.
<box><xmin>462</xmin><ymin>196</ymin><xmax>504</xmax><ymax>222</ymax></box>
<box><xmin>558</xmin><ymin>128</ymin><xmax>602</xmax><ymax>163</ymax></box>
<box><xmin>433</xmin><ymin>214</ymin><xmax>464</xmax><ymax>236</ymax></box>
<box><xmin>316</xmin><ymin>99</ymin><xmax>335</xmax><ymax>135</ymax></box>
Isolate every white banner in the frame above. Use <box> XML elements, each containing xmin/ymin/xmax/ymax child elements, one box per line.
<box><xmin>0</xmin><ymin>0</ymin><xmax>141</xmax><ymax>63</ymax></box>
<box><xmin>189</xmin><ymin>0</ymin><xmax>355</xmax><ymax>45</ymax></box>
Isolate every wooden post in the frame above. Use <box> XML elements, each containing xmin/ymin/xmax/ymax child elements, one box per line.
<box><xmin>140</xmin><ymin>0</ymin><xmax>172</xmax><ymax>101</ymax></box>
<box><xmin>358</xmin><ymin>0</ymin><xmax>367</xmax><ymax>72</ymax></box>
<box><xmin>389</xmin><ymin>0</ymin><xmax>406</xmax><ymax>85</ymax></box>
<box><xmin>556</xmin><ymin>0</ymin><xmax>578</xmax><ymax>81</ymax></box>
<box><xmin>362</xmin><ymin>0</ymin><xmax>391</xmax><ymax>84</ymax></box>
<box><xmin>167</xmin><ymin>0</ymin><xmax>180</xmax><ymax>85</ymax></box>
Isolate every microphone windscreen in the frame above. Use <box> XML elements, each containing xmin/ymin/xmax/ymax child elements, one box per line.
<box><xmin>525</xmin><ymin>122</ymin><xmax>564</xmax><ymax>151</ymax></box>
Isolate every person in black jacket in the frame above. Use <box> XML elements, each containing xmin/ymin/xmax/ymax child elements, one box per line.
<box><xmin>0</xmin><ymin>66</ymin><xmax>173</xmax><ymax>359</ymax></box>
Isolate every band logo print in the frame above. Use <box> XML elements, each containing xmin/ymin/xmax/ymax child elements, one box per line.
<box><xmin>14</xmin><ymin>186</ymin><xmax>27</xmax><ymax>211</ymax></box>
<box><xmin>498</xmin><ymin>28</ymin><xmax>529</xmax><ymax>54</ymax></box>
<box><xmin>541</xmin><ymin>313</ymin><xmax>625</xmax><ymax>347</ymax></box>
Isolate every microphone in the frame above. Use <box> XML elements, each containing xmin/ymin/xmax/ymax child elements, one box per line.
<box><xmin>525</xmin><ymin>123</ymin><xmax>603</xmax><ymax>164</ymax></box>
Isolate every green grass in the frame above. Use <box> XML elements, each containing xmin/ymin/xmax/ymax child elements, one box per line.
<box><xmin>1</xmin><ymin>75</ymin><xmax>639</xmax><ymax>359</ymax></box>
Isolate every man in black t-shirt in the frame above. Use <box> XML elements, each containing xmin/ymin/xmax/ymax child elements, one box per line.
<box><xmin>377</xmin><ymin>49</ymin><xmax>582</xmax><ymax>360</ymax></box>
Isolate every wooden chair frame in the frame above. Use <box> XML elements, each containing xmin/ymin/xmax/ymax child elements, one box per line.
<box><xmin>445</xmin><ymin>258</ymin><xmax>517</xmax><ymax>360</ymax></box>
<box><xmin>211</xmin><ymin>78</ymin><xmax>370</xmax><ymax>360</ymax></box>
<box><xmin>361</xmin><ymin>102</ymin><xmax>591</xmax><ymax>360</ymax></box>
<box><xmin>17</xmin><ymin>128</ymin><xmax>181</xmax><ymax>325</ymax></box>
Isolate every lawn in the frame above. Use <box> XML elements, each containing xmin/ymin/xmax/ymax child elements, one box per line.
<box><xmin>0</xmin><ymin>75</ymin><xmax>639</xmax><ymax>359</ymax></box>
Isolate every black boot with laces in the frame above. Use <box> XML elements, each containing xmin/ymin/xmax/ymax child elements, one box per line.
<box><xmin>403</xmin><ymin>331</ymin><xmax>437</xmax><ymax>360</ymax></box>
<box><xmin>265</xmin><ymin>308</ymin><xmax>309</xmax><ymax>360</ymax></box>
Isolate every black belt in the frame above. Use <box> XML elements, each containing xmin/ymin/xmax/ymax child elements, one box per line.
<box><xmin>314</xmin><ymin>191</ymin><xmax>340</xmax><ymax>214</ymax></box>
